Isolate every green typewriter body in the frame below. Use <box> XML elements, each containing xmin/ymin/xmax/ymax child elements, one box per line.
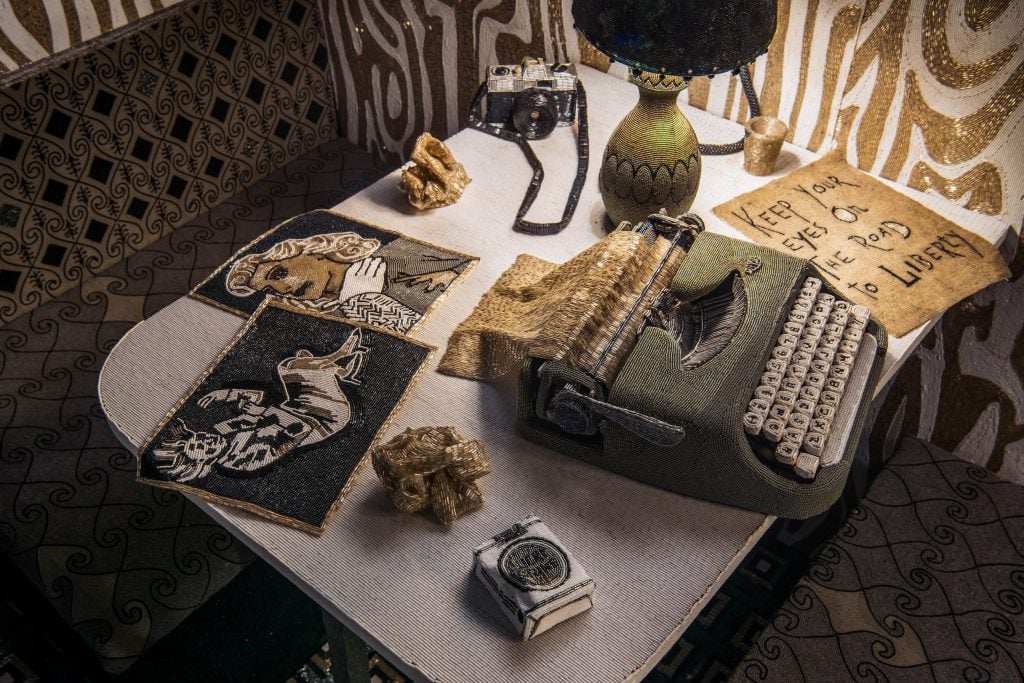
<box><xmin>517</xmin><ymin>225</ymin><xmax>888</xmax><ymax>519</ymax></box>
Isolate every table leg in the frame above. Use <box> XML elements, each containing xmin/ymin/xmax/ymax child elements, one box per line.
<box><xmin>323</xmin><ymin>610</ymin><xmax>372</xmax><ymax>683</ymax></box>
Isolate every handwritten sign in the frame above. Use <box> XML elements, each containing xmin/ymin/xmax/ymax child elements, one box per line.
<box><xmin>712</xmin><ymin>156</ymin><xmax>1009</xmax><ymax>337</ymax></box>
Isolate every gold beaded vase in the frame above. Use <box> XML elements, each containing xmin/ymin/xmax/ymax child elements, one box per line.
<box><xmin>600</xmin><ymin>71</ymin><xmax>701</xmax><ymax>227</ymax></box>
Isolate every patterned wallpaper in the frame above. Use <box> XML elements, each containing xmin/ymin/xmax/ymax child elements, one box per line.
<box><xmin>0</xmin><ymin>0</ymin><xmax>188</xmax><ymax>78</ymax></box>
<box><xmin>318</xmin><ymin>0</ymin><xmax>578</xmax><ymax>163</ymax></box>
<box><xmin>0</xmin><ymin>0</ymin><xmax>339</xmax><ymax>324</ymax></box>
<box><xmin>838</xmin><ymin>0</ymin><xmax>1023</xmax><ymax>226</ymax></box>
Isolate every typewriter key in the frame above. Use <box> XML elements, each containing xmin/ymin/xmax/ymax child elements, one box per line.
<box><xmin>769</xmin><ymin>402</ymin><xmax>792</xmax><ymax>422</ymax></box>
<box><xmin>808</xmin><ymin>314</ymin><xmax>827</xmax><ymax>329</ymax></box>
<box><xmin>805</xmin><ymin>372</ymin><xmax>826</xmax><ymax>389</ymax></box>
<box><xmin>816</xmin><ymin>293</ymin><xmax>836</xmax><ymax>308</ymax></box>
<box><xmin>777</xmin><ymin>333</ymin><xmax>798</xmax><ymax>349</ymax></box>
<box><xmin>825</xmin><ymin>322</ymin><xmax>844</xmax><ymax>337</ymax></box>
<box><xmin>792</xmin><ymin>298</ymin><xmax>811</xmax><ymax>312</ymax></box>
<box><xmin>775</xmin><ymin>441</ymin><xmax>799</xmax><ymax>465</ymax></box>
<box><xmin>767</xmin><ymin>358</ymin><xmax>787</xmax><ymax>375</ymax></box>
<box><xmin>825</xmin><ymin>377</ymin><xmax>846</xmax><ymax>394</ymax></box>
<box><xmin>836</xmin><ymin>351</ymin><xmax>855</xmax><ymax>367</ymax></box>
<box><xmin>833</xmin><ymin>300</ymin><xmax>851</xmax><ymax>313</ymax></box>
<box><xmin>802</xmin><ymin>326</ymin><xmax>823</xmax><ymax>342</ymax></box>
<box><xmin>829</xmin><ymin>309</ymin><xmax>849</xmax><ymax>326</ymax></box>
<box><xmin>820</xmin><ymin>389</ymin><xmax>842</xmax><ymax>407</ymax></box>
<box><xmin>810</xmin><ymin>417</ymin><xmax>831</xmax><ymax>435</ymax></box>
<box><xmin>829</xmin><ymin>365</ymin><xmax>850</xmax><ymax>382</ymax></box>
<box><xmin>843</xmin><ymin>327</ymin><xmax>863</xmax><ymax>343</ymax></box>
<box><xmin>803</xmin><ymin>432</ymin><xmax>826</xmax><ymax>457</ymax></box>
<box><xmin>812</xmin><ymin>303</ymin><xmax>831</xmax><ymax>317</ymax></box>
<box><xmin>763</xmin><ymin>418</ymin><xmax>786</xmax><ymax>443</ymax></box>
<box><xmin>810</xmin><ymin>359</ymin><xmax>830</xmax><ymax>376</ymax></box>
<box><xmin>850</xmin><ymin>305</ymin><xmax>870</xmax><ymax>323</ymax></box>
<box><xmin>761</xmin><ymin>371</ymin><xmax>783</xmax><ymax>388</ymax></box>
<box><xmin>788</xmin><ymin>412</ymin><xmax>811</xmax><ymax>431</ymax></box>
<box><xmin>775</xmin><ymin>390</ymin><xmax>797</xmax><ymax>408</ymax></box>
<box><xmin>797</xmin><ymin>338</ymin><xmax>818</xmax><ymax>354</ymax></box>
<box><xmin>788</xmin><ymin>309</ymin><xmax>808</xmax><ymax>324</ymax></box>
<box><xmin>814</xmin><ymin>347</ymin><xmax>836</xmax><ymax>363</ymax></box>
<box><xmin>839</xmin><ymin>339</ymin><xmax>859</xmax><ymax>355</ymax></box>
<box><xmin>743</xmin><ymin>411</ymin><xmax>765</xmax><ymax>435</ymax></box>
<box><xmin>783</xmin><ymin>426</ymin><xmax>808</xmax><ymax>444</ymax></box>
<box><xmin>814</xmin><ymin>404</ymin><xmax>836</xmax><ymax>420</ymax></box>
<box><xmin>780</xmin><ymin>376</ymin><xmax>802</xmax><ymax>394</ymax></box>
<box><xmin>772</xmin><ymin>346</ymin><xmax>794</xmax><ymax>362</ymax></box>
<box><xmin>783</xmin><ymin>321</ymin><xmax>804</xmax><ymax>337</ymax></box>
<box><xmin>792</xmin><ymin>350</ymin><xmax>812</xmax><ymax>367</ymax></box>
<box><xmin>785</xmin><ymin>363</ymin><xmax>808</xmax><ymax>381</ymax></box>
<box><xmin>799</xmin><ymin>385</ymin><xmax>821</xmax><ymax>402</ymax></box>
<box><xmin>754</xmin><ymin>385</ymin><xmax>777</xmax><ymax>402</ymax></box>
<box><xmin>804</xmin><ymin>276</ymin><xmax>822</xmax><ymax>290</ymax></box>
<box><xmin>795</xmin><ymin>453</ymin><xmax>820</xmax><ymax>479</ymax></box>
<box><xmin>748</xmin><ymin>397</ymin><xmax>771</xmax><ymax>415</ymax></box>
<box><xmin>794</xmin><ymin>398</ymin><xmax>816</xmax><ymax>416</ymax></box>
<box><xmin>820</xmin><ymin>335</ymin><xmax>840</xmax><ymax>350</ymax></box>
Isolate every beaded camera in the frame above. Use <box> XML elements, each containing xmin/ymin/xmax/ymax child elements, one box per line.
<box><xmin>485</xmin><ymin>58</ymin><xmax>579</xmax><ymax>139</ymax></box>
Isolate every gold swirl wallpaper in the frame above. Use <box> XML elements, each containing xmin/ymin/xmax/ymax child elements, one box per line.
<box><xmin>318</xmin><ymin>0</ymin><xmax>578</xmax><ymax>163</ymax></box>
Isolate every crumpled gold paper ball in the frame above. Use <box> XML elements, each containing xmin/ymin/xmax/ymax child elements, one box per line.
<box><xmin>399</xmin><ymin>133</ymin><xmax>471</xmax><ymax>210</ymax></box>
<box><xmin>371</xmin><ymin>426</ymin><xmax>489</xmax><ymax>525</ymax></box>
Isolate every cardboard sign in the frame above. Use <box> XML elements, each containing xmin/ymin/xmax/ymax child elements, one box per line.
<box><xmin>712</xmin><ymin>156</ymin><xmax>1009</xmax><ymax>337</ymax></box>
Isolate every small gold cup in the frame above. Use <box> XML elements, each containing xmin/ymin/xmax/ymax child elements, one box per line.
<box><xmin>743</xmin><ymin>116</ymin><xmax>789</xmax><ymax>176</ymax></box>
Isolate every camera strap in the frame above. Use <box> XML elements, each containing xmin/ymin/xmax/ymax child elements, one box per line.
<box><xmin>468</xmin><ymin>81</ymin><xmax>589</xmax><ymax>236</ymax></box>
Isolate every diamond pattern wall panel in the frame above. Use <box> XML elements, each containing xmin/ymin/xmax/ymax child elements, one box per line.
<box><xmin>0</xmin><ymin>0</ymin><xmax>338</xmax><ymax>324</ymax></box>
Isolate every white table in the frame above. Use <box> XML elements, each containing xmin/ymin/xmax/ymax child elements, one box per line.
<box><xmin>98</xmin><ymin>65</ymin><xmax>1011</xmax><ymax>682</ymax></box>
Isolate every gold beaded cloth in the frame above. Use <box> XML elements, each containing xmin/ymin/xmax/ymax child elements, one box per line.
<box><xmin>438</xmin><ymin>230</ymin><xmax>686</xmax><ymax>382</ymax></box>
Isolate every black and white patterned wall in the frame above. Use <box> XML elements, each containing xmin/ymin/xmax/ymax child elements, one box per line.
<box><xmin>0</xmin><ymin>0</ymin><xmax>339</xmax><ymax>324</ymax></box>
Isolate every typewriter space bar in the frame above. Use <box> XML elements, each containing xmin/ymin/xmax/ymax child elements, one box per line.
<box><xmin>549</xmin><ymin>387</ymin><xmax>687</xmax><ymax>447</ymax></box>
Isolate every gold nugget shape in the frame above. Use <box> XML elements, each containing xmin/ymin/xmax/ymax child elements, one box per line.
<box><xmin>371</xmin><ymin>426</ymin><xmax>489</xmax><ymax>524</ymax></box>
<box><xmin>399</xmin><ymin>133</ymin><xmax>471</xmax><ymax>209</ymax></box>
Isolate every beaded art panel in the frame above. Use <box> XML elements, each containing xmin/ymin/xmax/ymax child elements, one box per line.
<box><xmin>317</xmin><ymin>0</ymin><xmax>578</xmax><ymax>162</ymax></box>
<box><xmin>0</xmin><ymin>0</ymin><xmax>339</xmax><ymax>325</ymax></box>
<box><xmin>191</xmin><ymin>210</ymin><xmax>476</xmax><ymax>334</ymax></box>
<box><xmin>137</xmin><ymin>302</ymin><xmax>433</xmax><ymax>533</ymax></box>
<box><xmin>0</xmin><ymin>0</ymin><xmax>189</xmax><ymax>78</ymax></box>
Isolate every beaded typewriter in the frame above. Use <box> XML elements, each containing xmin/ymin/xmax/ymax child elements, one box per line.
<box><xmin>512</xmin><ymin>215</ymin><xmax>888</xmax><ymax>519</ymax></box>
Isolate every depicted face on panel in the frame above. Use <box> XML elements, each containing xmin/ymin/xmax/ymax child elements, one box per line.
<box><xmin>226</xmin><ymin>232</ymin><xmax>381</xmax><ymax>303</ymax></box>
<box><xmin>249</xmin><ymin>254</ymin><xmax>352</xmax><ymax>300</ymax></box>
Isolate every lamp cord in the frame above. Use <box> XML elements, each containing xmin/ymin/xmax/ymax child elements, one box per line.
<box><xmin>698</xmin><ymin>64</ymin><xmax>760</xmax><ymax>156</ymax></box>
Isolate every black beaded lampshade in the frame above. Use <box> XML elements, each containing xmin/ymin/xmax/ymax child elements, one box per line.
<box><xmin>573</xmin><ymin>0</ymin><xmax>778</xmax><ymax>76</ymax></box>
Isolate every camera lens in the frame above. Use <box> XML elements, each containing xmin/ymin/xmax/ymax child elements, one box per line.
<box><xmin>552</xmin><ymin>64</ymin><xmax>569</xmax><ymax>73</ymax></box>
<box><xmin>493</xmin><ymin>66</ymin><xmax>510</xmax><ymax>76</ymax></box>
<box><xmin>512</xmin><ymin>89</ymin><xmax>558</xmax><ymax>140</ymax></box>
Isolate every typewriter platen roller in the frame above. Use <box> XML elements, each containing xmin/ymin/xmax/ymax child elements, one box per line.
<box><xmin>441</xmin><ymin>214</ymin><xmax>888</xmax><ymax>519</ymax></box>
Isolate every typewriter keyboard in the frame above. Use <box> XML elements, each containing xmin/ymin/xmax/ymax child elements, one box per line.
<box><xmin>743</xmin><ymin>277</ymin><xmax>871</xmax><ymax>480</ymax></box>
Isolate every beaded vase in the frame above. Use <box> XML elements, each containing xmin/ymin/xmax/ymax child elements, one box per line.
<box><xmin>599</xmin><ymin>71</ymin><xmax>701</xmax><ymax>227</ymax></box>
